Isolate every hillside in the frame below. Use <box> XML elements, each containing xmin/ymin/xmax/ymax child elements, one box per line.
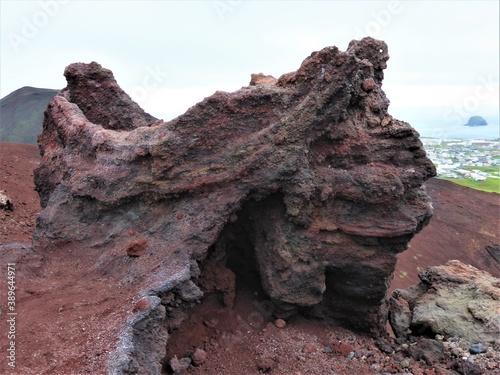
<box><xmin>391</xmin><ymin>177</ymin><xmax>499</xmax><ymax>291</ymax></box>
<box><xmin>0</xmin><ymin>86</ymin><xmax>58</xmax><ymax>145</ymax></box>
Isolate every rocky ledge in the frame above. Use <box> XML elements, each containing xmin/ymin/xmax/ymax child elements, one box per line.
<box><xmin>33</xmin><ymin>38</ymin><xmax>435</xmax><ymax>374</ymax></box>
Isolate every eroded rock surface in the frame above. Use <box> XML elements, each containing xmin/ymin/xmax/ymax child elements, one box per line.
<box><xmin>33</xmin><ymin>38</ymin><xmax>435</xmax><ymax>373</ymax></box>
<box><xmin>390</xmin><ymin>260</ymin><xmax>500</xmax><ymax>344</ymax></box>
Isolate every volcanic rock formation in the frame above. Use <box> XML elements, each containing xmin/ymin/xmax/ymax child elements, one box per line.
<box><xmin>33</xmin><ymin>38</ymin><xmax>436</xmax><ymax>373</ymax></box>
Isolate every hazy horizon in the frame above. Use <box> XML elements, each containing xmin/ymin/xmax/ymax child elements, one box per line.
<box><xmin>2</xmin><ymin>77</ymin><xmax>498</xmax><ymax>141</ymax></box>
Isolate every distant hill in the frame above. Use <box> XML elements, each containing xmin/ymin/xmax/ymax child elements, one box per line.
<box><xmin>0</xmin><ymin>86</ymin><xmax>58</xmax><ymax>145</ymax></box>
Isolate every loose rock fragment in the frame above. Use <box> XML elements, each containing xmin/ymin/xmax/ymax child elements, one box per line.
<box><xmin>191</xmin><ymin>348</ymin><xmax>207</xmax><ymax>366</ymax></box>
<box><xmin>0</xmin><ymin>190</ymin><xmax>13</xmax><ymax>211</ymax></box>
<box><xmin>274</xmin><ymin>319</ymin><xmax>287</xmax><ymax>328</ymax></box>
<box><xmin>169</xmin><ymin>356</ymin><xmax>191</xmax><ymax>373</ymax></box>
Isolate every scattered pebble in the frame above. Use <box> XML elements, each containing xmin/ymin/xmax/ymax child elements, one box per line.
<box><xmin>370</xmin><ymin>363</ymin><xmax>381</xmax><ymax>371</ymax></box>
<box><xmin>356</xmin><ymin>348</ymin><xmax>374</xmax><ymax>358</ymax></box>
<box><xmin>400</xmin><ymin>358</ymin><xmax>411</xmax><ymax>368</ymax></box>
<box><xmin>451</xmin><ymin>347</ymin><xmax>464</xmax><ymax>358</ymax></box>
<box><xmin>331</xmin><ymin>342</ymin><xmax>354</xmax><ymax>356</ymax></box>
<box><xmin>442</xmin><ymin>336</ymin><xmax>499</xmax><ymax>372</ymax></box>
<box><xmin>485</xmin><ymin>346</ymin><xmax>496</xmax><ymax>358</ymax></box>
<box><xmin>302</xmin><ymin>343</ymin><xmax>316</xmax><ymax>354</ymax></box>
<box><xmin>169</xmin><ymin>356</ymin><xmax>191</xmax><ymax>373</ymax></box>
<box><xmin>452</xmin><ymin>358</ymin><xmax>483</xmax><ymax>375</ymax></box>
<box><xmin>375</xmin><ymin>338</ymin><xmax>394</xmax><ymax>355</ymax></box>
<box><xmin>274</xmin><ymin>318</ymin><xmax>287</xmax><ymax>328</ymax></box>
<box><xmin>257</xmin><ymin>357</ymin><xmax>274</xmax><ymax>372</ymax></box>
<box><xmin>191</xmin><ymin>348</ymin><xmax>206</xmax><ymax>366</ymax></box>
<box><xmin>469</xmin><ymin>343</ymin><xmax>487</xmax><ymax>354</ymax></box>
<box><xmin>203</xmin><ymin>318</ymin><xmax>218</xmax><ymax>328</ymax></box>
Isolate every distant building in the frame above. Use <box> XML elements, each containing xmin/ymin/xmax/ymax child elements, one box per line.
<box><xmin>421</xmin><ymin>138</ymin><xmax>442</xmax><ymax>146</ymax></box>
<box><xmin>472</xmin><ymin>173</ymin><xmax>486</xmax><ymax>181</ymax></box>
<box><xmin>471</xmin><ymin>141</ymin><xmax>493</xmax><ymax>147</ymax></box>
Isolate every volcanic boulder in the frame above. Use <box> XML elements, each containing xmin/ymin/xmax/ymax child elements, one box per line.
<box><xmin>390</xmin><ymin>260</ymin><xmax>500</xmax><ymax>343</ymax></box>
<box><xmin>33</xmin><ymin>38</ymin><xmax>435</xmax><ymax>373</ymax></box>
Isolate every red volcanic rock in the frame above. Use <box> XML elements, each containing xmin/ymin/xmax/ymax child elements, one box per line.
<box><xmin>33</xmin><ymin>38</ymin><xmax>435</xmax><ymax>374</ymax></box>
<box><xmin>191</xmin><ymin>348</ymin><xmax>207</xmax><ymax>366</ymax></box>
<box><xmin>274</xmin><ymin>318</ymin><xmax>287</xmax><ymax>328</ymax></box>
<box><xmin>61</xmin><ymin>61</ymin><xmax>157</xmax><ymax>131</ymax></box>
<box><xmin>250</xmin><ymin>73</ymin><xmax>278</xmax><ymax>86</ymax></box>
<box><xmin>132</xmin><ymin>298</ymin><xmax>150</xmax><ymax>312</ymax></box>
<box><xmin>331</xmin><ymin>342</ymin><xmax>354</xmax><ymax>357</ymax></box>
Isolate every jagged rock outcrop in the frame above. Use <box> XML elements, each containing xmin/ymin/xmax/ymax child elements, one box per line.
<box><xmin>33</xmin><ymin>38</ymin><xmax>435</xmax><ymax>373</ymax></box>
<box><xmin>390</xmin><ymin>260</ymin><xmax>500</xmax><ymax>344</ymax></box>
<box><xmin>250</xmin><ymin>73</ymin><xmax>278</xmax><ymax>86</ymax></box>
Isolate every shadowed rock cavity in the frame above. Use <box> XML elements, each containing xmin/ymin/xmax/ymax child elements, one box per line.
<box><xmin>33</xmin><ymin>37</ymin><xmax>436</xmax><ymax>374</ymax></box>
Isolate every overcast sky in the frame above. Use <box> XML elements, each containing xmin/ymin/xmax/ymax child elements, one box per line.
<box><xmin>1</xmin><ymin>0</ymin><xmax>498</xmax><ymax>135</ymax></box>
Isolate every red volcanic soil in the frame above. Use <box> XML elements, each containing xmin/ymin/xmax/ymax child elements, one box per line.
<box><xmin>0</xmin><ymin>142</ymin><xmax>498</xmax><ymax>375</ymax></box>
<box><xmin>0</xmin><ymin>143</ymin><xmax>41</xmax><ymax>243</ymax></box>
<box><xmin>390</xmin><ymin>178</ymin><xmax>499</xmax><ymax>292</ymax></box>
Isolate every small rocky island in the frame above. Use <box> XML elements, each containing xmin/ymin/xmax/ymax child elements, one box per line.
<box><xmin>464</xmin><ymin>115</ymin><xmax>488</xmax><ymax>126</ymax></box>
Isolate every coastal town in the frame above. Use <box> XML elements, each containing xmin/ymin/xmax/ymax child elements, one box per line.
<box><xmin>421</xmin><ymin>138</ymin><xmax>500</xmax><ymax>188</ymax></box>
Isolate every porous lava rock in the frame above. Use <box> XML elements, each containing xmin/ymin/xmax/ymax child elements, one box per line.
<box><xmin>250</xmin><ymin>73</ymin><xmax>278</xmax><ymax>86</ymax></box>
<box><xmin>33</xmin><ymin>38</ymin><xmax>435</xmax><ymax>373</ymax></box>
<box><xmin>390</xmin><ymin>260</ymin><xmax>500</xmax><ymax>343</ymax></box>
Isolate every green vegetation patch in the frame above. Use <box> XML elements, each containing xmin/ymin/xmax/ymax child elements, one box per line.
<box><xmin>442</xmin><ymin>177</ymin><xmax>500</xmax><ymax>194</ymax></box>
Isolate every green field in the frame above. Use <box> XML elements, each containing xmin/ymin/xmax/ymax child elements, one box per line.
<box><xmin>441</xmin><ymin>177</ymin><xmax>500</xmax><ymax>194</ymax></box>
